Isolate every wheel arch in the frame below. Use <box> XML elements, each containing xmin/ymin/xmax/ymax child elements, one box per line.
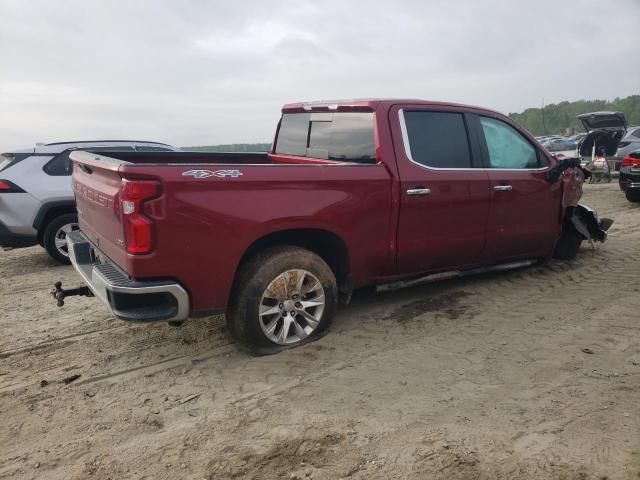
<box><xmin>33</xmin><ymin>200</ymin><xmax>77</xmax><ymax>244</ymax></box>
<box><xmin>233</xmin><ymin>228</ymin><xmax>352</xmax><ymax>296</ymax></box>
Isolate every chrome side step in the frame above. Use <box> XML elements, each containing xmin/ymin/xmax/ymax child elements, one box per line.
<box><xmin>376</xmin><ymin>259</ymin><xmax>538</xmax><ymax>292</ymax></box>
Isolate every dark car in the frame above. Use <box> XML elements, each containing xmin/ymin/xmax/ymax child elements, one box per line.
<box><xmin>619</xmin><ymin>150</ymin><xmax>640</xmax><ymax>203</ymax></box>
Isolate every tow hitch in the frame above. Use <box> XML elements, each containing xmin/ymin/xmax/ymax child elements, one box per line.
<box><xmin>51</xmin><ymin>281</ymin><xmax>93</xmax><ymax>307</ymax></box>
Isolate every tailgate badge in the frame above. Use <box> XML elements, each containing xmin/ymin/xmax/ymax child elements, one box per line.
<box><xmin>182</xmin><ymin>169</ymin><xmax>243</xmax><ymax>179</ymax></box>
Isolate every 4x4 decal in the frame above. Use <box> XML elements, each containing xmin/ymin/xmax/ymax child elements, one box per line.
<box><xmin>182</xmin><ymin>169</ymin><xmax>243</xmax><ymax>179</ymax></box>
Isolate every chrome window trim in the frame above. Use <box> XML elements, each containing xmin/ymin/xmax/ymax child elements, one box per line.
<box><xmin>398</xmin><ymin>109</ymin><xmax>548</xmax><ymax>172</ymax></box>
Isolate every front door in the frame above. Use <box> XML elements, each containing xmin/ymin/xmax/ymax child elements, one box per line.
<box><xmin>392</xmin><ymin>106</ymin><xmax>491</xmax><ymax>275</ymax></box>
<box><xmin>473</xmin><ymin>114</ymin><xmax>563</xmax><ymax>262</ymax></box>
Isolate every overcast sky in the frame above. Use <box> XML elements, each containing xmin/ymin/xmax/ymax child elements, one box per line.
<box><xmin>1</xmin><ymin>0</ymin><xmax>639</xmax><ymax>150</ymax></box>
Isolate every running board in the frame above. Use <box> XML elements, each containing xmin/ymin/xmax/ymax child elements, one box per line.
<box><xmin>376</xmin><ymin>259</ymin><xmax>538</xmax><ymax>293</ymax></box>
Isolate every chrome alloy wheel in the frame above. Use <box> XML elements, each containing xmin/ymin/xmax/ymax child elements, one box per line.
<box><xmin>54</xmin><ymin>223</ymin><xmax>80</xmax><ymax>258</ymax></box>
<box><xmin>259</xmin><ymin>269</ymin><xmax>326</xmax><ymax>345</ymax></box>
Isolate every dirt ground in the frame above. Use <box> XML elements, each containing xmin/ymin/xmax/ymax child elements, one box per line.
<box><xmin>1</xmin><ymin>183</ymin><xmax>639</xmax><ymax>480</ymax></box>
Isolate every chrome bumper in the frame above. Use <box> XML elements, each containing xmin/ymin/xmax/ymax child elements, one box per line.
<box><xmin>66</xmin><ymin>231</ymin><xmax>189</xmax><ymax>322</ymax></box>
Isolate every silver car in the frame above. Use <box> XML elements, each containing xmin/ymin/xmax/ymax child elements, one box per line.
<box><xmin>616</xmin><ymin>126</ymin><xmax>640</xmax><ymax>158</ymax></box>
<box><xmin>0</xmin><ymin>140</ymin><xmax>178</xmax><ymax>263</ymax></box>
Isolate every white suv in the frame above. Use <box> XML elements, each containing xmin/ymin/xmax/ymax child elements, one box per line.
<box><xmin>0</xmin><ymin>140</ymin><xmax>179</xmax><ymax>263</ymax></box>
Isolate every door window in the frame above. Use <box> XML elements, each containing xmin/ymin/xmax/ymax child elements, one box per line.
<box><xmin>402</xmin><ymin>111</ymin><xmax>472</xmax><ymax>168</ymax></box>
<box><xmin>480</xmin><ymin>117</ymin><xmax>539</xmax><ymax>169</ymax></box>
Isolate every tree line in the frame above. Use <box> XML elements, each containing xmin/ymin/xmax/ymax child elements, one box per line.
<box><xmin>185</xmin><ymin>143</ymin><xmax>271</xmax><ymax>152</ymax></box>
<box><xmin>509</xmin><ymin>95</ymin><xmax>640</xmax><ymax>136</ymax></box>
<box><xmin>185</xmin><ymin>95</ymin><xmax>640</xmax><ymax>150</ymax></box>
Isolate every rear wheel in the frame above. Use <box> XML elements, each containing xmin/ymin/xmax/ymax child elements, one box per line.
<box><xmin>42</xmin><ymin>213</ymin><xmax>79</xmax><ymax>265</ymax></box>
<box><xmin>227</xmin><ymin>246</ymin><xmax>337</xmax><ymax>355</ymax></box>
<box><xmin>625</xmin><ymin>190</ymin><xmax>640</xmax><ymax>203</ymax></box>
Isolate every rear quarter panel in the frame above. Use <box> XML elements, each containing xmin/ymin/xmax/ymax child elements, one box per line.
<box><xmin>119</xmin><ymin>163</ymin><xmax>393</xmax><ymax>311</ymax></box>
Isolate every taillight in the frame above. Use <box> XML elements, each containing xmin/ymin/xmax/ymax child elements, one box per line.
<box><xmin>0</xmin><ymin>179</ymin><xmax>25</xmax><ymax>192</ymax></box>
<box><xmin>120</xmin><ymin>179</ymin><xmax>160</xmax><ymax>254</ymax></box>
<box><xmin>622</xmin><ymin>155</ymin><xmax>640</xmax><ymax>167</ymax></box>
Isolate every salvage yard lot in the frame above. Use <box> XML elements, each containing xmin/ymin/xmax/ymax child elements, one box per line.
<box><xmin>1</xmin><ymin>183</ymin><xmax>639</xmax><ymax>480</ymax></box>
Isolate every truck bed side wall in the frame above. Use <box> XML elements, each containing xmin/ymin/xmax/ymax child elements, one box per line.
<box><xmin>118</xmin><ymin>163</ymin><xmax>394</xmax><ymax>312</ymax></box>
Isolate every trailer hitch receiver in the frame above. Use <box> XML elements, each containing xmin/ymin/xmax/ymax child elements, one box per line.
<box><xmin>51</xmin><ymin>281</ymin><xmax>94</xmax><ymax>307</ymax></box>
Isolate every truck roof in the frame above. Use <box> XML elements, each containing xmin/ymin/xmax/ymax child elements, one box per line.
<box><xmin>282</xmin><ymin>98</ymin><xmax>502</xmax><ymax>116</ymax></box>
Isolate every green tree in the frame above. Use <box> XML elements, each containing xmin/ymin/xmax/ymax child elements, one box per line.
<box><xmin>509</xmin><ymin>95</ymin><xmax>640</xmax><ymax>136</ymax></box>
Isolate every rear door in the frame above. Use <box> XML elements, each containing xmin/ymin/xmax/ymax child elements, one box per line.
<box><xmin>391</xmin><ymin>106</ymin><xmax>491</xmax><ymax>274</ymax></box>
<box><xmin>472</xmin><ymin>114</ymin><xmax>562</xmax><ymax>262</ymax></box>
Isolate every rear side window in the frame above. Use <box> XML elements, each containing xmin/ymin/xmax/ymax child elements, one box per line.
<box><xmin>402</xmin><ymin>111</ymin><xmax>472</xmax><ymax>168</ymax></box>
<box><xmin>632</xmin><ymin>128</ymin><xmax>640</xmax><ymax>139</ymax></box>
<box><xmin>0</xmin><ymin>152</ymin><xmax>31</xmax><ymax>172</ymax></box>
<box><xmin>479</xmin><ymin>117</ymin><xmax>538</xmax><ymax>169</ymax></box>
<box><xmin>275</xmin><ymin>112</ymin><xmax>376</xmax><ymax>162</ymax></box>
<box><xmin>43</xmin><ymin>152</ymin><xmax>73</xmax><ymax>176</ymax></box>
<box><xmin>44</xmin><ymin>146</ymin><xmax>135</xmax><ymax>176</ymax></box>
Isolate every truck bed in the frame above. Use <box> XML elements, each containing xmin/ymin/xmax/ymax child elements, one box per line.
<box><xmin>69</xmin><ymin>149</ymin><xmax>392</xmax><ymax>313</ymax></box>
<box><xmin>81</xmin><ymin>150</ymin><xmax>350</xmax><ymax>166</ymax></box>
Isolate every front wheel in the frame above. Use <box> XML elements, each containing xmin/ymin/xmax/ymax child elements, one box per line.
<box><xmin>227</xmin><ymin>246</ymin><xmax>337</xmax><ymax>355</ymax></box>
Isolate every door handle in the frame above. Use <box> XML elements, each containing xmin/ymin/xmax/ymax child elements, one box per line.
<box><xmin>406</xmin><ymin>188</ymin><xmax>432</xmax><ymax>196</ymax></box>
<box><xmin>493</xmin><ymin>185</ymin><xmax>513</xmax><ymax>191</ymax></box>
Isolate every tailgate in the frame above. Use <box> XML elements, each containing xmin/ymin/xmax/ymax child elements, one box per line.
<box><xmin>70</xmin><ymin>151</ymin><xmax>127</xmax><ymax>269</ymax></box>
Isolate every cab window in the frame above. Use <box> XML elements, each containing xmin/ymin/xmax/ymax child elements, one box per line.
<box><xmin>479</xmin><ymin>117</ymin><xmax>539</xmax><ymax>169</ymax></box>
<box><xmin>402</xmin><ymin>111</ymin><xmax>472</xmax><ymax>168</ymax></box>
<box><xmin>275</xmin><ymin>112</ymin><xmax>376</xmax><ymax>162</ymax></box>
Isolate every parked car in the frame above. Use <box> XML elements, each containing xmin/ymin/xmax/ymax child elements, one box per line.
<box><xmin>60</xmin><ymin>99</ymin><xmax>573</xmax><ymax>354</ymax></box>
<box><xmin>0</xmin><ymin>140</ymin><xmax>179</xmax><ymax>263</ymax></box>
<box><xmin>577</xmin><ymin>111</ymin><xmax>627</xmax><ymax>170</ymax></box>
<box><xmin>619</xmin><ymin>149</ymin><xmax>640</xmax><ymax>202</ymax></box>
<box><xmin>541</xmin><ymin>138</ymin><xmax>577</xmax><ymax>152</ymax></box>
<box><xmin>568</xmin><ymin>133</ymin><xmax>587</xmax><ymax>144</ymax></box>
<box><xmin>615</xmin><ymin>126</ymin><xmax>640</xmax><ymax>159</ymax></box>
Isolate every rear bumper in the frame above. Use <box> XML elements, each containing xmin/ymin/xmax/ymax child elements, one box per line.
<box><xmin>619</xmin><ymin>167</ymin><xmax>640</xmax><ymax>191</ymax></box>
<box><xmin>67</xmin><ymin>230</ymin><xmax>189</xmax><ymax>322</ymax></box>
<box><xmin>0</xmin><ymin>220</ymin><xmax>38</xmax><ymax>249</ymax></box>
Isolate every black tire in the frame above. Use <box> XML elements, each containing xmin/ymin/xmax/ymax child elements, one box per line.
<box><xmin>625</xmin><ymin>190</ymin><xmax>640</xmax><ymax>203</ymax></box>
<box><xmin>227</xmin><ymin>246</ymin><xmax>338</xmax><ymax>355</ymax></box>
<box><xmin>553</xmin><ymin>228</ymin><xmax>584</xmax><ymax>260</ymax></box>
<box><xmin>42</xmin><ymin>213</ymin><xmax>79</xmax><ymax>265</ymax></box>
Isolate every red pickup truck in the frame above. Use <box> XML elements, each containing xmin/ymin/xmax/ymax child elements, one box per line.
<box><xmin>61</xmin><ymin>99</ymin><xmax>564</xmax><ymax>353</ymax></box>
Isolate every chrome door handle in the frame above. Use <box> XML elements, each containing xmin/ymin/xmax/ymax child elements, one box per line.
<box><xmin>406</xmin><ymin>188</ymin><xmax>432</xmax><ymax>196</ymax></box>
<box><xmin>493</xmin><ymin>185</ymin><xmax>513</xmax><ymax>191</ymax></box>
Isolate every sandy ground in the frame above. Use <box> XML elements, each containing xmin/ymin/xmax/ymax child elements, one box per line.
<box><xmin>1</xmin><ymin>183</ymin><xmax>639</xmax><ymax>480</ymax></box>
